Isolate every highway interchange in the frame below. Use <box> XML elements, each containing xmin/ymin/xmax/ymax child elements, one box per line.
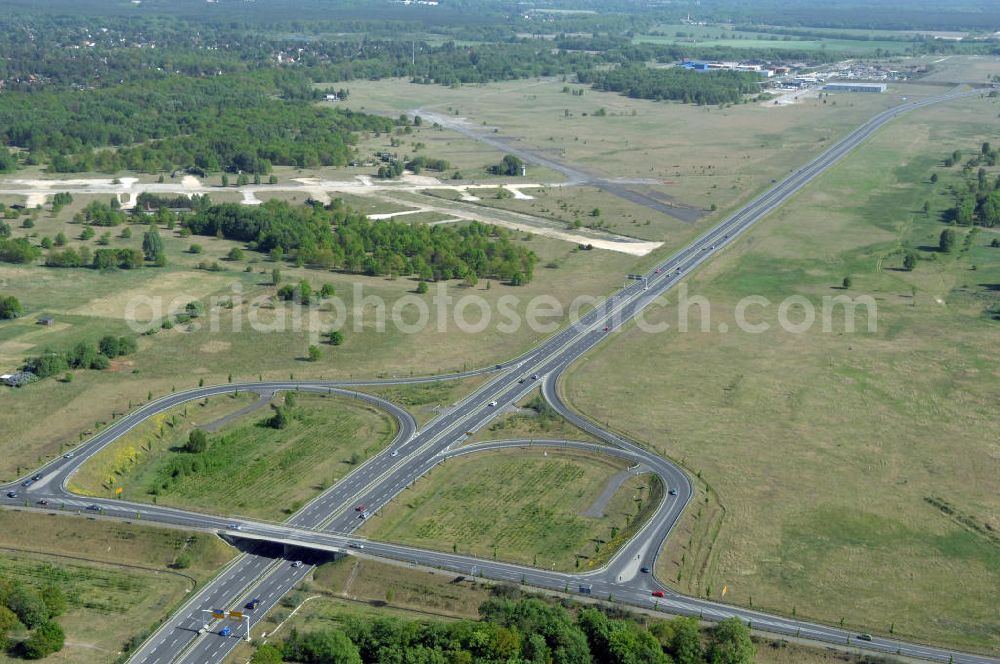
<box><xmin>1</xmin><ymin>85</ymin><xmax>996</xmax><ymax>664</ymax></box>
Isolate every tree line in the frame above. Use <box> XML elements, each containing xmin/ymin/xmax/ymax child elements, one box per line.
<box><xmin>23</xmin><ymin>335</ymin><xmax>137</xmax><ymax>380</ymax></box>
<box><xmin>2</xmin><ymin>195</ymin><xmax>537</xmax><ymax>283</ymax></box>
<box><xmin>252</xmin><ymin>595</ymin><xmax>755</xmax><ymax>664</ymax></box>
<box><xmin>577</xmin><ymin>66</ymin><xmax>763</xmax><ymax>106</ymax></box>
<box><xmin>181</xmin><ymin>200</ymin><xmax>537</xmax><ymax>283</ymax></box>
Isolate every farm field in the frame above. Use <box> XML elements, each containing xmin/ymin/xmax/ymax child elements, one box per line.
<box><xmin>0</xmin><ymin>511</ymin><xmax>235</xmax><ymax>663</ymax></box>
<box><xmin>564</xmin><ymin>92</ymin><xmax>1000</xmax><ymax>652</ymax></box>
<box><xmin>70</xmin><ymin>392</ymin><xmax>396</xmax><ymax>521</ymax></box>
<box><xmin>360</xmin><ymin>448</ymin><xmax>657</xmax><ymax>572</ymax></box>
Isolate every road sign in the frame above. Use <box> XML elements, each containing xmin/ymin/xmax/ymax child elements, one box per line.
<box><xmin>211</xmin><ymin>610</ymin><xmax>225</xmax><ymax>620</ymax></box>
<box><xmin>229</xmin><ymin>610</ymin><xmax>244</xmax><ymax>621</ymax></box>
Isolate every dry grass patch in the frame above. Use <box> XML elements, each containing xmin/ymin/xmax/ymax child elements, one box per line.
<box><xmin>361</xmin><ymin>448</ymin><xmax>656</xmax><ymax>572</ymax></box>
<box><xmin>565</xmin><ymin>95</ymin><xmax>1000</xmax><ymax>652</ymax></box>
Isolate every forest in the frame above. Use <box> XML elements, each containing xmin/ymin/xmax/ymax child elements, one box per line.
<box><xmin>182</xmin><ymin>200</ymin><xmax>537</xmax><ymax>283</ymax></box>
<box><xmin>3</xmin><ymin>3</ymin><xmax>997</xmax><ymax>176</ymax></box>
<box><xmin>0</xmin><ymin>74</ymin><xmax>395</xmax><ymax>174</ymax></box>
<box><xmin>251</xmin><ymin>596</ymin><xmax>756</xmax><ymax>664</ymax></box>
<box><xmin>577</xmin><ymin>66</ymin><xmax>763</xmax><ymax>105</ymax></box>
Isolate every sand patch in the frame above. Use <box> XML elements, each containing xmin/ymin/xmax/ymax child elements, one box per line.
<box><xmin>241</xmin><ymin>189</ymin><xmax>263</xmax><ymax>205</ymax></box>
<box><xmin>504</xmin><ymin>186</ymin><xmax>535</xmax><ymax>200</ymax></box>
<box><xmin>762</xmin><ymin>88</ymin><xmax>820</xmax><ymax>108</ymax></box>
<box><xmin>24</xmin><ymin>192</ymin><xmax>48</xmax><ymax>208</ymax></box>
<box><xmin>307</xmin><ymin>189</ymin><xmax>331</xmax><ymax>205</ymax></box>
<box><xmin>181</xmin><ymin>175</ymin><xmax>201</xmax><ymax>189</ymax></box>
<box><xmin>367</xmin><ymin>209</ymin><xmax>424</xmax><ymax>220</ymax></box>
<box><xmin>401</xmin><ymin>173</ymin><xmax>442</xmax><ymax>186</ymax></box>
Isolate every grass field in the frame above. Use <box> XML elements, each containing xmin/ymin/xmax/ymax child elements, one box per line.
<box><xmin>433</xmin><ymin>184</ymin><xmax>699</xmax><ymax>243</ymax></box>
<box><xmin>70</xmin><ymin>392</ymin><xmax>396</xmax><ymax>520</ymax></box>
<box><xmin>362</xmin><ymin>374</ymin><xmax>488</xmax><ymax>426</ymax></box>
<box><xmin>360</xmin><ymin>448</ymin><xmax>655</xmax><ymax>571</ymax></box>
<box><xmin>0</xmin><ymin>72</ymin><xmax>943</xmax><ymax>481</ymax></box>
<box><xmin>342</xmin><ymin>122</ymin><xmax>567</xmax><ymax>185</ymax></box>
<box><xmin>0</xmin><ymin>210</ymin><xmax>636</xmax><ymax>480</ymax></box>
<box><xmin>565</xmin><ymin>92</ymin><xmax>1000</xmax><ymax>652</ymax></box>
<box><xmin>910</xmin><ymin>54</ymin><xmax>1000</xmax><ymax>85</ymax></box>
<box><xmin>466</xmin><ymin>389</ymin><xmax>601</xmax><ymax>445</ymax></box>
<box><xmin>338</xmin><ymin>77</ymin><xmax>946</xmax><ymax>229</ymax></box>
<box><xmin>0</xmin><ymin>511</ymin><xmax>234</xmax><ymax>663</ymax></box>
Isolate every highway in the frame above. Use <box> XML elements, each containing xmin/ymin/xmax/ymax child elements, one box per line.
<box><xmin>1</xmin><ymin>85</ymin><xmax>993</xmax><ymax>664</ymax></box>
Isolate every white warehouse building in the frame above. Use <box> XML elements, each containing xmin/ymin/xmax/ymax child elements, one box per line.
<box><xmin>823</xmin><ymin>82</ymin><xmax>887</xmax><ymax>93</ymax></box>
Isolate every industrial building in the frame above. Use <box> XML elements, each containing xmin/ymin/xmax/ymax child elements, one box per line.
<box><xmin>681</xmin><ymin>60</ymin><xmax>774</xmax><ymax>77</ymax></box>
<box><xmin>823</xmin><ymin>82</ymin><xmax>887</xmax><ymax>93</ymax></box>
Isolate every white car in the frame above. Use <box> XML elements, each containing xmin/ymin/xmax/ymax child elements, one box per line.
<box><xmin>488</xmin><ymin>400</ymin><xmax>498</xmax><ymax>407</ymax></box>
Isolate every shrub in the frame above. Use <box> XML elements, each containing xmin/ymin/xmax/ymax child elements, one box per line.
<box><xmin>22</xmin><ymin>621</ymin><xmax>65</xmax><ymax>659</ymax></box>
<box><xmin>184</xmin><ymin>429</ymin><xmax>208</xmax><ymax>454</ymax></box>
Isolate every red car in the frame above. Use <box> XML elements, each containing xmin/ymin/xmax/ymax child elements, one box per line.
<box><xmin>355</xmin><ymin>504</ymin><xmax>365</xmax><ymax>512</ymax></box>
<box><xmin>651</xmin><ymin>591</ymin><xmax>665</xmax><ymax>598</ymax></box>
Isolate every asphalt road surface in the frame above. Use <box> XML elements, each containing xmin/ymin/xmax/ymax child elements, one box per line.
<box><xmin>1</xmin><ymin>86</ymin><xmax>993</xmax><ymax>664</ymax></box>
